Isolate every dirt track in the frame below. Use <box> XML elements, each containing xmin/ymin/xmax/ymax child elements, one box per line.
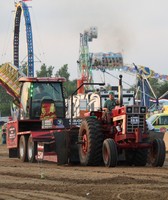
<box><xmin>1</xmin><ymin>144</ymin><xmax>168</xmax><ymax>200</ymax></box>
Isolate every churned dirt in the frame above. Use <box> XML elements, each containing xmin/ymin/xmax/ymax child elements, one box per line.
<box><xmin>1</xmin><ymin>144</ymin><xmax>168</xmax><ymax>200</ymax></box>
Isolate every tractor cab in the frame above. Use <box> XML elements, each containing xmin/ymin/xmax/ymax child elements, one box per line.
<box><xmin>19</xmin><ymin>77</ymin><xmax>66</xmax><ymax>120</ymax></box>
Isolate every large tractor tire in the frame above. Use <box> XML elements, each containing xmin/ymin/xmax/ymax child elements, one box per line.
<box><xmin>69</xmin><ymin>128</ymin><xmax>80</xmax><ymax>164</ymax></box>
<box><xmin>19</xmin><ymin>135</ymin><xmax>28</xmax><ymax>162</ymax></box>
<box><xmin>133</xmin><ymin>149</ymin><xmax>148</xmax><ymax>166</ymax></box>
<box><xmin>125</xmin><ymin>149</ymin><xmax>134</xmax><ymax>166</ymax></box>
<box><xmin>149</xmin><ymin>138</ymin><xmax>166</xmax><ymax>167</ymax></box>
<box><xmin>27</xmin><ymin>135</ymin><xmax>37</xmax><ymax>163</ymax></box>
<box><xmin>78</xmin><ymin>118</ymin><xmax>104</xmax><ymax>166</ymax></box>
<box><xmin>102</xmin><ymin>138</ymin><xmax>118</xmax><ymax>167</ymax></box>
<box><xmin>55</xmin><ymin>131</ymin><xmax>69</xmax><ymax>165</ymax></box>
<box><xmin>125</xmin><ymin>148</ymin><xmax>148</xmax><ymax>166</ymax></box>
<box><xmin>125</xmin><ymin>138</ymin><xmax>149</xmax><ymax>166</ymax></box>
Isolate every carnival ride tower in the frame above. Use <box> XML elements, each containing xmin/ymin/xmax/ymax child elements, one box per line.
<box><xmin>77</xmin><ymin>27</ymin><xmax>98</xmax><ymax>94</ymax></box>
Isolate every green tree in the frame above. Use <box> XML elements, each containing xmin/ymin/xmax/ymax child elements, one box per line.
<box><xmin>142</xmin><ymin>78</ymin><xmax>167</xmax><ymax>99</ymax></box>
<box><xmin>55</xmin><ymin>64</ymin><xmax>76</xmax><ymax>97</ymax></box>
<box><xmin>64</xmin><ymin>79</ymin><xmax>77</xmax><ymax>97</ymax></box>
<box><xmin>128</xmin><ymin>77</ymin><xmax>168</xmax><ymax>105</ymax></box>
<box><xmin>36</xmin><ymin>63</ymin><xmax>54</xmax><ymax>77</ymax></box>
<box><xmin>0</xmin><ymin>86</ymin><xmax>13</xmax><ymax>116</ymax></box>
<box><xmin>158</xmin><ymin>81</ymin><xmax>168</xmax><ymax>98</ymax></box>
<box><xmin>20</xmin><ymin>62</ymin><xmax>28</xmax><ymax>76</ymax></box>
<box><xmin>147</xmin><ymin>78</ymin><xmax>161</xmax><ymax>97</ymax></box>
<box><xmin>55</xmin><ymin>64</ymin><xmax>70</xmax><ymax>81</ymax></box>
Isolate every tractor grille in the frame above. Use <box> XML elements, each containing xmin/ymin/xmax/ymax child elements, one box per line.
<box><xmin>126</xmin><ymin>114</ymin><xmax>145</xmax><ymax>133</ymax></box>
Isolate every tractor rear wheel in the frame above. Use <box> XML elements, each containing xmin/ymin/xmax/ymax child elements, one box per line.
<box><xmin>27</xmin><ymin>135</ymin><xmax>37</xmax><ymax>163</ymax></box>
<box><xmin>102</xmin><ymin>138</ymin><xmax>118</xmax><ymax>167</ymax></box>
<box><xmin>149</xmin><ymin>138</ymin><xmax>166</xmax><ymax>167</ymax></box>
<box><xmin>78</xmin><ymin>118</ymin><xmax>104</xmax><ymax>166</ymax></box>
<box><xmin>19</xmin><ymin>135</ymin><xmax>28</xmax><ymax>162</ymax></box>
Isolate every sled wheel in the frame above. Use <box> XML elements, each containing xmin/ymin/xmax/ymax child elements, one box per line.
<box><xmin>102</xmin><ymin>138</ymin><xmax>118</xmax><ymax>167</ymax></box>
<box><xmin>19</xmin><ymin>135</ymin><xmax>28</xmax><ymax>162</ymax></box>
<box><xmin>27</xmin><ymin>135</ymin><xmax>37</xmax><ymax>163</ymax></box>
<box><xmin>78</xmin><ymin>118</ymin><xmax>104</xmax><ymax>166</ymax></box>
<box><xmin>149</xmin><ymin>138</ymin><xmax>166</xmax><ymax>167</ymax></box>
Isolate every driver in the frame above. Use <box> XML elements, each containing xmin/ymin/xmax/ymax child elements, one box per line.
<box><xmin>103</xmin><ymin>91</ymin><xmax>118</xmax><ymax>112</ymax></box>
<box><xmin>102</xmin><ymin>91</ymin><xmax>118</xmax><ymax>123</ymax></box>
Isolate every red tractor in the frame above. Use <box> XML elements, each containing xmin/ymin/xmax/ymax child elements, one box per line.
<box><xmin>77</xmin><ymin>75</ymin><xmax>166</xmax><ymax>167</ymax></box>
<box><xmin>6</xmin><ymin>77</ymin><xmax>79</xmax><ymax>164</ymax></box>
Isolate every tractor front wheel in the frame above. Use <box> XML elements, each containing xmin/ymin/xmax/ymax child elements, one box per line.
<box><xmin>149</xmin><ymin>138</ymin><xmax>166</xmax><ymax>167</ymax></box>
<box><xmin>102</xmin><ymin>138</ymin><xmax>118</xmax><ymax>167</ymax></box>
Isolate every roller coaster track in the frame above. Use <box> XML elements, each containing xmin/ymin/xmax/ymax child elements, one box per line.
<box><xmin>14</xmin><ymin>1</ymin><xmax>34</xmax><ymax>77</ymax></box>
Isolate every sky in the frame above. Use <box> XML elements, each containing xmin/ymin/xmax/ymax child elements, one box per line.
<box><xmin>0</xmin><ymin>0</ymin><xmax>168</xmax><ymax>88</ymax></box>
